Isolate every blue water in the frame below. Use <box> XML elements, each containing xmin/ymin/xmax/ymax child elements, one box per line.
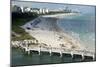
<box><xmin>58</xmin><ymin>14</ymin><xmax>96</xmax><ymax>50</ymax></box>
<box><xmin>12</xmin><ymin>48</ymin><xmax>94</xmax><ymax>66</ymax></box>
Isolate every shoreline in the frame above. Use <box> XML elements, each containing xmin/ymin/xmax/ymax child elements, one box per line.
<box><xmin>21</xmin><ymin>13</ymin><xmax>82</xmax><ymax>50</ymax></box>
<box><xmin>41</xmin><ymin>13</ymin><xmax>79</xmax><ymax>18</ymax></box>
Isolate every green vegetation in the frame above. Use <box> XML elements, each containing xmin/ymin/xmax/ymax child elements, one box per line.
<box><xmin>12</xmin><ymin>12</ymin><xmax>38</xmax><ymax>41</ymax></box>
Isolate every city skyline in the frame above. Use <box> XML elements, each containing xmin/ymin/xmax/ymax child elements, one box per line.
<box><xmin>12</xmin><ymin>1</ymin><xmax>95</xmax><ymax>15</ymax></box>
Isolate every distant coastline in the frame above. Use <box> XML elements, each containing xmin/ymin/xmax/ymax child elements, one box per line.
<box><xmin>42</xmin><ymin>13</ymin><xmax>80</xmax><ymax>18</ymax></box>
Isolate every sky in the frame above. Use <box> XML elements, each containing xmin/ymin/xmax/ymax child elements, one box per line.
<box><xmin>11</xmin><ymin>0</ymin><xmax>96</xmax><ymax>15</ymax></box>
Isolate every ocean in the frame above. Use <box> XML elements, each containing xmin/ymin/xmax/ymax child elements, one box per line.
<box><xmin>58</xmin><ymin>14</ymin><xmax>96</xmax><ymax>51</ymax></box>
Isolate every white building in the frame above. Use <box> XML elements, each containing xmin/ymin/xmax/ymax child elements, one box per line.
<box><xmin>30</xmin><ymin>8</ymin><xmax>40</xmax><ymax>14</ymax></box>
<box><xmin>12</xmin><ymin>6</ymin><xmax>49</xmax><ymax>14</ymax></box>
<box><xmin>46</xmin><ymin>9</ymin><xmax>49</xmax><ymax>13</ymax></box>
<box><xmin>39</xmin><ymin>8</ymin><xmax>49</xmax><ymax>14</ymax></box>
<box><xmin>20</xmin><ymin>6</ymin><xmax>24</xmax><ymax>13</ymax></box>
<box><xmin>20</xmin><ymin>6</ymin><xmax>30</xmax><ymax>13</ymax></box>
<box><xmin>24</xmin><ymin>7</ymin><xmax>31</xmax><ymax>12</ymax></box>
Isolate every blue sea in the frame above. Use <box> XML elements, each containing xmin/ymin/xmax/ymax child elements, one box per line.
<box><xmin>58</xmin><ymin>14</ymin><xmax>96</xmax><ymax>51</ymax></box>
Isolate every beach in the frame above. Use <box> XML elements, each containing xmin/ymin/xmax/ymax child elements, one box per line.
<box><xmin>21</xmin><ymin>13</ymin><xmax>82</xmax><ymax>50</ymax></box>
